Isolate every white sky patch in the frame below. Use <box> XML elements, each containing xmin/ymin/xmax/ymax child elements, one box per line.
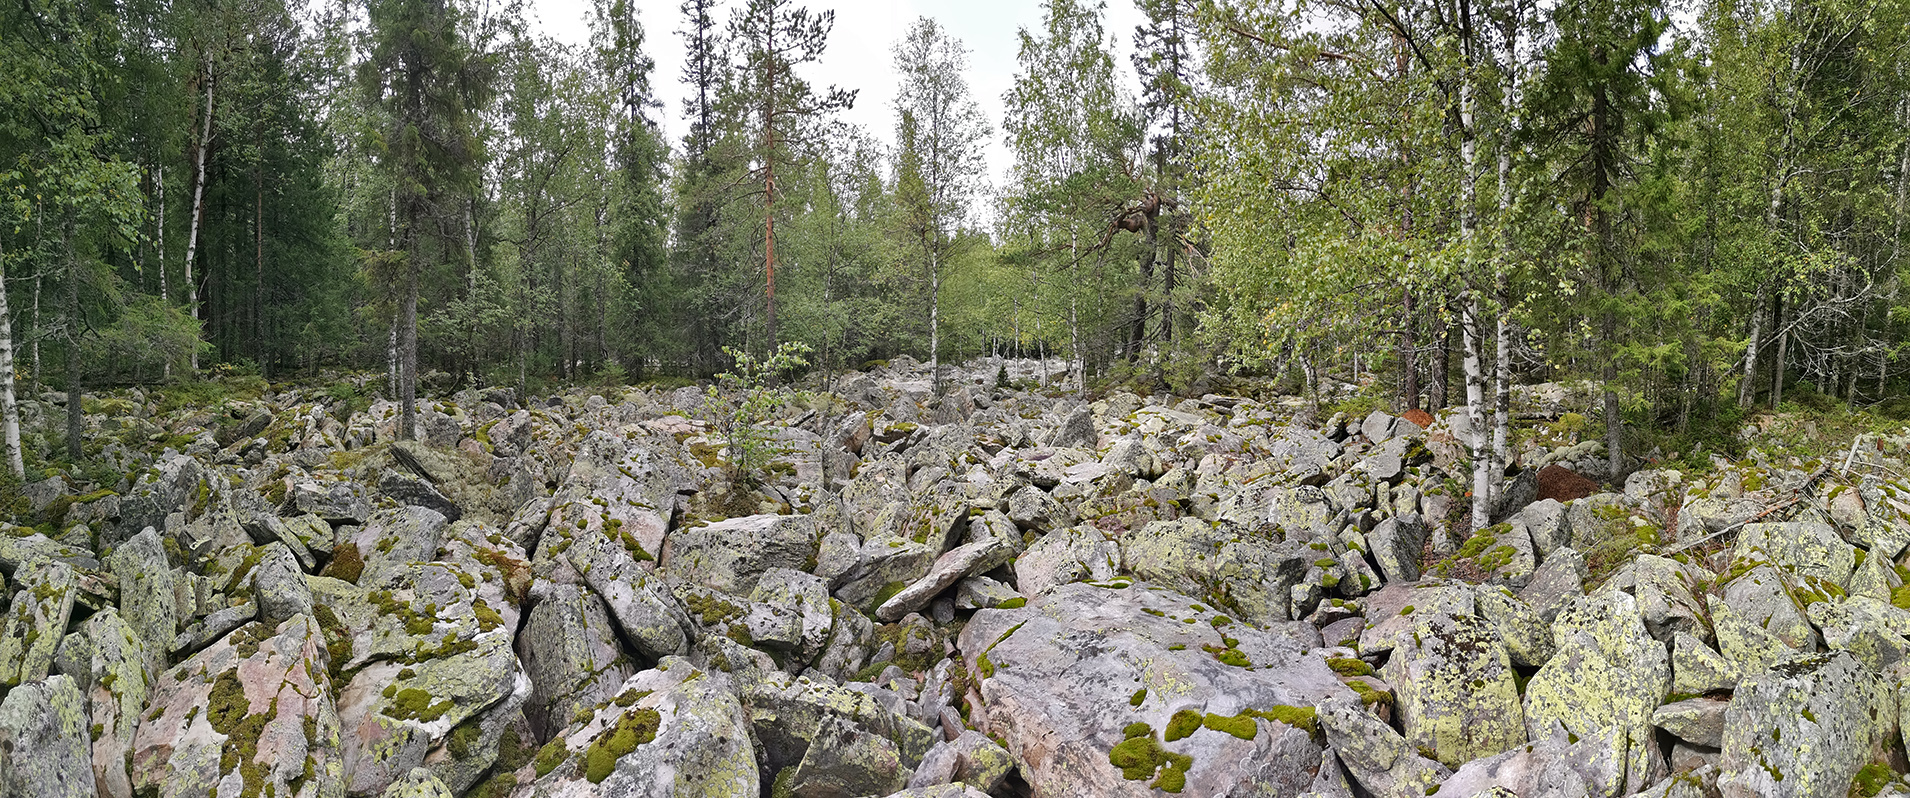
<box><xmin>530</xmin><ymin>0</ymin><xmax>1148</xmax><ymax>190</ymax></box>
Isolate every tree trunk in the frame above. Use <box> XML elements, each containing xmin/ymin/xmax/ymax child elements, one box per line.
<box><xmin>1463</xmin><ymin>296</ymin><xmax>1491</xmax><ymax>531</ymax></box>
<box><xmin>930</xmin><ymin>246</ymin><xmax>942</xmax><ymax>391</ymax></box>
<box><xmin>183</xmin><ymin>64</ymin><xmax>214</xmax><ymax>373</ymax></box>
<box><xmin>0</xmin><ymin>239</ymin><xmax>22</xmax><ymax>480</ymax></box>
<box><xmin>255</xmin><ymin>162</ymin><xmax>265</xmax><ymax>375</ymax></box>
<box><xmin>399</xmin><ymin>261</ymin><xmax>418</xmax><ymax>441</ymax></box>
<box><xmin>64</xmin><ymin>223</ymin><xmax>81</xmax><ymax>463</ymax></box>
<box><xmin>1739</xmin><ymin>285</ymin><xmax>1764</xmax><ymax>407</ymax></box>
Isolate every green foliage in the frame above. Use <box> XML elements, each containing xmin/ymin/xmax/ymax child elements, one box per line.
<box><xmin>703</xmin><ymin>342</ymin><xmax>812</xmax><ymax>487</ymax></box>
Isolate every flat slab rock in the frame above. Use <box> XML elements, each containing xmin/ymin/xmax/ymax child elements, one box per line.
<box><xmin>959</xmin><ymin>580</ymin><xmax>1351</xmax><ymax>798</ymax></box>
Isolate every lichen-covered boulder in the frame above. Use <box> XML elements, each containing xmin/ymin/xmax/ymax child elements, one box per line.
<box><xmin>253</xmin><ymin>542</ymin><xmax>314</xmax><ymax>624</ymax></box>
<box><xmin>0</xmin><ymin>558</ymin><xmax>77</xmax><ymax>686</ymax></box>
<box><xmin>835</xmin><ymin>535</ymin><xmax>940</xmax><ymax>614</ymax></box>
<box><xmin>336</xmin><ymin>631</ymin><xmax>520</xmax><ymax>796</ymax></box>
<box><xmin>54</xmin><ymin>609</ymin><xmax>151</xmax><ymax>798</ymax></box>
<box><xmin>877</xmin><ymin>538</ymin><xmax>1014</xmax><ymax>623</ymax></box>
<box><xmin>1522</xmin><ymin>589</ymin><xmax>1671</xmax><ymax>796</ymax></box>
<box><xmin>1806</xmin><ymin>596</ymin><xmax>1910</xmax><ymax>672</ymax></box>
<box><xmin>1368</xmin><ymin>514</ymin><xmax>1428</xmax><ymax>584</ymax></box>
<box><xmin>746</xmin><ymin>568</ymin><xmax>835</xmax><ymax>663</ymax></box>
<box><xmin>130</xmin><ymin>616</ymin><xmax>345</xmax><ymax>798</ymax></box>
<box><xmin>566</xmin><ymin>520</ymin><xmax>690</xmax><ymax>661</ymax></box>
<box><xmin>1317</xmin><ymin>693</ymin><xmax>1449</xmax><ymax>798</ymax></box>
<box><xmin>1651</xmin><ymin>696</ymin><xmax>1728</xmax><ymax>748</ymax></box>
<box><xmin>518</xmin><ymin>657</ymin><xmax>757</xmax><ymax>797</ymax></box>
<box><xmin>661</xmin><ymin>514</ymin><xmax>818</xmax><ymax>596</ymax></box>
<box><xmin>1734</xmin><ymin>521</ymin><xmax>1855</xmax><ymax>589</ymax></box>
<box><xmin>744</xmin><ymin>670</ymin><xmax>936</xmax><ymax>781</ymax></box>
<box><xmin>516</xmin><ymin>582</ymin><xmax>635</xmax><ymax>741</ymax></box>
<box><xmin>1718</xmin><ymin>650</ymin><xmax>1892</xmax><ymax>798</ymax></box>
<box><xmin>378</xmin><ymin>767</ymin><xmax>454</xmax><ymax>798</ymax></box>
<box><xmin>904</xmin><ymin>730</ymin><xmax>1015</xmax><ymax>792</ymax></box>
<box><xmin>1117</xmin><ymin>518</ymin><xmax>1315</xmax><ymax>625</ymax></box>
<box><xmin>1005</xmin><ymin>485</ymin><xmax>1065</xmax><ymax>532</ymax></box>
<box><xmin>339</xmin><ymin>505</ymin><xmax>449</xmax><ymax>582</ymax></box>
<box><xmin>1707</xmin><ymin>594</ymin><xmax>1795</xmax><ymax>673</ymax></box>
<box><xmin>0</xmin><ymin>675</ymin><xmax>94</xmax><ymax>798</ymax></box>
<box><xmin>1718</xmin><ymin>565</ymin><xmax>1819</xmax><ymax>652</ymax></box>
<box><xmin>106</xmin><ymin>526</ymin><xmax>181</xmax><ymax>672</ymax></box>
<box><xmin>1012</xmin><ymin>525</ymin><xmax>1121</xmax><ymax>598</ymax></box>
<box><xmin>959</xmin><ymin>581</ymin><xmax>1349</xmax><ymax>797</ymax></box>
<box><xmin>1382</xmin><ymin>610</ymin><xmax>1527</xmax><ymax>767</ymax></box>
<box><xmin>1671</xmin><ymin>632</ymin><xmax>1741</xmax><ymax>695</ymax></box>
<box><xmin>1606</xmin><ymin>554</ymin><xmax>1706</xmax><ymax>642</ymax></box>
<box><xmin>1475</xmin><ymin>587</ymin><xmax>1555</xmax><ymax>667</ymax></box>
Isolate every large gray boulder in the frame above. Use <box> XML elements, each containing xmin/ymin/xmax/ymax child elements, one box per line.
<box><xmin>959</xmin><ymin>581</ymin><xmax>1349</xmax><ymax>797</ymax></box>
<box><xmin>1718</xmin><ymin>651</ymin><xmax>1892</xmax><ymax>798</ymax></box>
<box><xmin>662</xmin><ymin>514</ymin><xmax>818</xmax><ymax>595</ymax></box>
<box><xmin>0</xmin><ymin>559</ymin><xmax>76</xmax><ymax>686</ymax></box>
<box><xmin>0</xmin><ymin>675</ymin><xmax>95</xmax><ymax>798</ymax></box>
<box><xmin>517</xmin><ymin>582</ymin><xmax>635</xmax><ymax>740</ymax></box>
<box><xmin>1383</xmin><ymin>611</ymin><xmax>1527</xmax><ymax>767</ymax></box>
<box><xmin>518</xmin><ymin>657</ymin><xmax>757</xmax><ymax>796</ymax></box>
<box><xmin>130</xmin><ymin>616</ymin><xmax>345</xmax><ymax>798</ymax></box>
<box><xmin>1522</xmin><ymin>589</ymin><xmax>1671</xmax><ymax>797</ymax></box>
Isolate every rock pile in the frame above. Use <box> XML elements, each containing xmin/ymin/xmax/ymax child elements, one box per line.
<box><xmin>6</xmin><ymin>357</ymin><xmax>1910</xmax><ymax>798</ymax></box>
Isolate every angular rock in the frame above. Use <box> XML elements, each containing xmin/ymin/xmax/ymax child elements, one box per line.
<box><xmin>517</xmin><ymin>582</ymin><xmax>635</xmax><ymax>740</ymax></box>
<box><xmin>1318</xmin><ymin>693</ymin><xmax>1449</xmax><ymax>798</ymax></box>
<box><xmin>960</xmin><ymin>582</ymin><xmax>1349</xmax><ymax>797</ymax></box>
<box><xmin>106</xmin><ymin>527</ymin><xmax>179</xmax><ymax>672</ymax></box>
<box><xmin>1368</xmin><ymin>514</ymin><xmax>1428</xmax><ymax>584</ymax></box>
<box><xmin>1707</xmin><ymin>594</ymin><xmax>1794</xmax><ymax>673</ymax></box>
<box><xmin>1476</xmin><ymin>587</ymin><xmax>1556</xmax><ymax>667</ymax></box>
<box><xmin>746</xmin><ymin>670</ymin><xmax>937</xmax><ymax>778</ymax></box>
<box><xmin>1651</xmin><ymin>697</ymin><xmax>1728</xmax><ymax>748</ymax></box>
<box><xmin>1518</xmin><ymin>546</ymin><xmax>1587</xmax><ymax>624</ymax></box>
<box><xmin>662</xmin><ymin>514</ymin><xmax>818</xmax><ymax>595</ymax></box>
<box><xmin>1718</xmin><ymin>651</ymin><xmax>1891</xmax><ymax>798</ymax></box>
<box><xmin>131</xmin><ymin>616</ymin><xmax>345</xmax><ymax>798</ymax></box>
<box><xmin>1735</xmin><ymin>521</ymin><xmax>1855</xmax><ymax>589</ymax></box>
<box><xmin>1519</xmin><ymin>498</ymin><xmax>1571</xmax><ymax>559</ymax></box>
<box><xmin>0</xmin><ymin>674</ymin><xmax>94</xmax><ymax>798</ymax></box>
<box><xmin>0</xmin><ymin>559</ymin><xmax>77</xmax><ymax>686</ymax></box>
<box><xmin>1808</xmin><ymin>596</ymin><xmax>1910</xmax><ymax>671</ymax></box>
<box><xmin>336</xmin><ymin>632</ymin><xmax>519</xmax><ymax>796</ymax></box>
<box><xmin>253</xmin><ymin>542</ymin><xmax>313</xmax><ymax>624</ymax></box>
<box><xmin>1522</xmin><ymin>589</ymin><xmax>1671</xmax><ymax>797</ymax></box>
<box><xmin>1719</xmin><ymin>565</ymin><xmax>1818</xmax><ymax>652</ymax></box>
<box><xmin>61</xmin><ymin>609</ymin><xmax>151</xmax><ymax>798</ymax></box>
<box><xmin>1383</xmin><ymin>611</ymin><xmax>1526</xmax><ymax>767</ymax></box>
<box><xmin>1012</xmin><ymin>525</ymin><xmax>1121</xmax><ymax>598</ymax></box>
<box><xmin>525</xmin><ymin>658</ymin><xmax>757</xmax><ymax>796</ymax></box>
<box><xmin>1671</xmin><ymin>632</ymin><xmax>1742</xmax><ymax>695</ymax></box>
<box><xmin>379</xmin><ymin>768</ymin><xmax>454</xmax><ymax>798</ymax></box>
<box><xmin>747</xmin><ymin>568</ymin><xmax>835</xmax><ymax>662</ymax></box>
<box><xmin>565</xmin><ymin>524</ymin><xmax>689</xmax><ymax>661</ymax></box>
<box><xmin>877</xmin><ymin>539</ymin><xmax>1014</xmax><ymax>623</ymax></box>
<box><xmin>1117</xmin><ymin>517</ymin><xmax>1314</xmax><ymax>626</ymax></box>
<box><xmin>293</xmin><ymin>479</ymin><xmax>373</xmax><ymax>525</ymax></box>
<box><xmin>903</xmin><ymin>730</ymin><xmax>1015</xmax><ymax>792</ymax></box>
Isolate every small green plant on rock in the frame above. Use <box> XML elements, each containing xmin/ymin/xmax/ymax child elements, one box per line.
<box><xmin>703</xmin><ymin>343</ymin><xmax>812</xmax><ymax>488</ymax></box>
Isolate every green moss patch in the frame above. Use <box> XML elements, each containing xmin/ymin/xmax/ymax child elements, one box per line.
<box><xmin>584</xmin><ymin>708</ymin><xmax>661</xmax><ymax>783</ymax></box>
<box><xmin>1202</xmin><ymin>712</ymin><xmax>1257</xmax><ymax>740</ymax></box>
<box><xmin>1107</xmin><ymin>730</ymin><xmax>1193</xmax><ymax>792</ymax></box>
<box><xmin>1164</xmin><ymin>709</ymin><xmax>1203</xmax><ymax>742</ymax></box>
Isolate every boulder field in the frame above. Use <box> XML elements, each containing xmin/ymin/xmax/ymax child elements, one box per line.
<box><xmin>7</xmin><ymin>356</ymin><xmax>1910</xmax><ymax>797</ymax></box>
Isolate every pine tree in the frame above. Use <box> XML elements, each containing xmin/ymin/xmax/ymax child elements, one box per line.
<box><xmin>358</xmin><ymin>0</ymin><xmax>494</xmax><ymax>439</ymax></box>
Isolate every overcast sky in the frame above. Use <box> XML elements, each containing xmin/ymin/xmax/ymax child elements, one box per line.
<box><xmin>529</xmin><ymin>0</ymin><xmax>1148</xmax><ymax>190</ymax></box>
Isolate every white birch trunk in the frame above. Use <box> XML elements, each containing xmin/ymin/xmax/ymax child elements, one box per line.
<box><xmin>929</xmin><ymin>246</ymin><xmax>942</xmax><ymax>391</ymax></box>
<box><xmin>0</xmin><ymin>240</ymin><xmax>22</xmax><ymax>480</ymax></box>
<box><xmin>183</xmin><ymin>66</ymin><xmax>214</xmax><ymax>373</ymax></box>
<box><xmin>1459</xmin><ymin>47</ymin><xmax>1491</xmax><ymax>530</ymax></box>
